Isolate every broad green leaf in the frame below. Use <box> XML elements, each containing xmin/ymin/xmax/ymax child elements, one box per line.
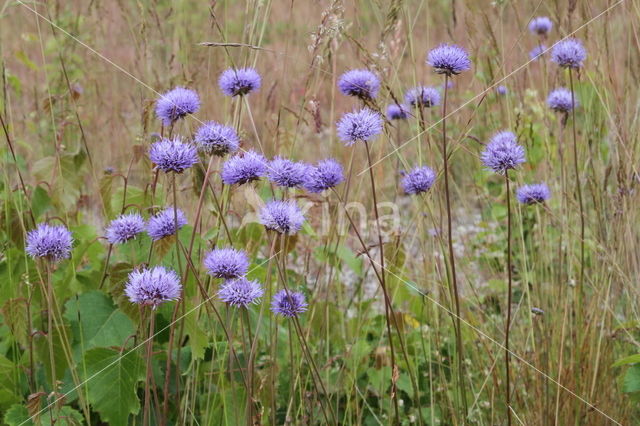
<box><xmin>34</xmin><ymin>324</ymin><xmax>72</xmax><ymax>386</ymax></box>
<box><xmin>612</xmin><ymin>354</ymin><xmax>640</xmax><ymax>368</ymax></box>
<box><xmin>336</xmin><ymin>244</ymin><xmax>363</xmax><ymax>276</ymax></box>
<box><xmin>82</xmin><ymin>347</ymin><xmax>144</xmax><ymax>424</ymax></box>
<box><xmin>63</xmin><ymin>291</ymin><xmax>134</xmax><ymax>350</ymax></box>
<box><xmin>623</xmin><ymin>365</ymin><xmax>640</xmax><ymax>394</ymax></box>
<box><xmin>2</xmin><ymin>298</ymin><xmax>28</xmax><ymax>346</ymax></box>
<box><xmin>30</xmin><ymin>185</ymin><xmax>52</xmax><ymax>220</ymax></box>
<box><xmin>3</xmin><ymin>404</ymin><xmax>83</xmax><ymax>426</ymax></box>
<box><xmin>183</xmin><ymin>307</ymin><xmax>208</xmax><ymax>360</ymax></box>
<box><xmin>0</xmin><ymin>355</ymin><xmax>21</xmax><ymax>409</ymax></box>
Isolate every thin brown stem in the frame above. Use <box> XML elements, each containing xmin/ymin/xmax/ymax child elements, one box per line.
<box><xmin>143</xmin><ymin>311</ymin><xmax>155</xmax><ymax>426</ymax></box>
<box><xmin>568</xmin><ymin>69</ymin><xmax>585</xmax><ymax>322</ymax></box>
<box><xmin>364</xmin><ymin>141</ymin><xmax>400</xmax><ymax>425</ymax></box>
<box><xmin>441</xmin><ymin>73</ymin><xmax>467</xmax><ymax>417</ymax></box>
<box><xmin>505</xmin><ymin>170</ymin><xmax>513</xmax><ymax>426</ymax></box>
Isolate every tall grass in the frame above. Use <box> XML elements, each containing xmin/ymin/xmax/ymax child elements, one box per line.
<box><xmin>0</xmin><ymin>0</ymin><xmax>638</xmax><ymax>424</ymax></box>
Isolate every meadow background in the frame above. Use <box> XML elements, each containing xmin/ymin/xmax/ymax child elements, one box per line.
<box><xmin>1</xmin><ymin>0</ymin><xmax>639</xmax><ymax>424</ymax></box>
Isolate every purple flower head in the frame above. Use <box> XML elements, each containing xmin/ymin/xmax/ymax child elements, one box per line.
<box><xmin>267</xmin><ymin>157</ymin><xmax>311</xmax><ymax>188</ymax></box>
<box><xmin>147</xmin><ymin>207</ymin><xmax>187</xmax><ymax>241</ymax></box>
<box><xmin>221</xmin><ymin>150</ymin><xmax>267</xmax><ymax>185</ymax></box>
<box><xmin>26</xmin><ymin>223</ymin><xmax>73</xmax><ymax>262</ymax></box>
<box><xmin>303</xmin><ymin>158</ymin><xmax>344</xmax><ymax>193</ymax></box>
<box><xmin>155</xmin><ymin>87</ymin><xmax>200</xmax><ymax>126</ymax></box>
<box><xmin>218</xmin><ymin>278</ymin><xmax>264</xmax><ymax>308</ymax></box>
<box><xmin>529</xmin><ymin>45</ymin><xmax>546</xmax><ymax>61</ymax></box>
<box><xmin>402</xmin><ymin>166</ymin><xmax>436</xmax><ymax>195</ymax></box>
<box><xmin>259</xmin><ymin>200</ymin><xmax>305</xmax><ymax>235</ymax></box>
<box><xmin>338</xmin><ymin>69</ymin><xmax>380</xmax><ymax>99</ymax></box>
<box><xmin>337</xmin><ymin>108</ymin><xmax>383</xmax><ymax>145</ymax></box>
<box><xmin>271</xmin><ymin>289</ymin><xmax>308</xmax><ymax>317</ymax></box>
<box><xmin>105</xmin><ymin>213</ymin><xmax>145</xmax><ymax>244</ymax></box>
<box><xmin>481</xmin><ymin>131</ymin><xmax>526</xmax><ymax>174</ymax></box>
<box><xmin>204</xmin><ymin>247</ymin><xmax>250</xmax><ymax>279</ymax></box>
<box><xmin>529</xmin><ymin>17</ymin><xmax>553</xmax><ymax>36</ymax></box>
<box><xmin>516</xmin><ymin>183</ymin><xmax>551</xmax><ymax>205</ymax></box>
<box><xmin>386</xmin><ymin>103</ymin><xmax>410</xmax><ymax>120</ymax></box>
<box><xmin>195</xmin><ymin>121</ymin><xmax>240</xmax><ymax>157</ymax></box>
<box><xmin>547</xmin><ymin>88</ymin><xmax>577</xmax><ymax>113</ymax></box>
<box><xmin>551</xmin><ymin>38</ymin><xmax>586</xmax><ymax>69</ymax></box>
<box><xmin>149</xmin><ymin>137</ymin><xmax>198</xmax><ymax>173</ymax></box>
<box><xmin>125</xmin><ymin>266</ymin><xmax>181</xmax><ymax>308</ymax></box>
<box><xmin>405</xmin><ymin>86</ymin><xmax>441</xmax><ymax>108</ymax></box>
<box><xmin>496</xmin><ymin>85</ymin><xmax>508</xmax><ymax>96</ymax></box>
<box><xmin>427</xmin><ymin>44</ymin><xmax>471</xmax><ymax>76</ymax></box>
<box><xmin>219</xmin><ymin>67</ymin><xmax>261</xmax><ymax>97</ymax></box>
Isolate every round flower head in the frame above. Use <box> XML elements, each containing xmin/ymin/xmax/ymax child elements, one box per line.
<box><xmin>551</xmin><ymin>38</ymin><xmax>586</xmax><ymax>69</ymax></box>
<box><xmin>547</xmin><ymin>88</ymin><xmax>577</xmax><ymax>113</ymax></box>
<box><xmin>155</xmin><ymin>87</ymin><xmax>200</xmax><ymax>126</ymax></box>
<box><xmin>496</xmin><ymin>85</ymin><xmax>508</xmax><ymax>96</ymax></box>
<box><xmin>147</xmin><ymin>207</ymin><xmax>187</xmax><ymax>241</ymax></box>
<box><xmin>529</xmin><ymin>45</ymin><xmax>546</xmax><ymax>61</ymax></box>
<box><xmin>481</xmin><ymin>131</ymin><xmax>526</xmax><ymax>174</ymax></box>
<box><xmin>221</xmin><ymin>150</ymin><xmax>267</xmax><ymax>185</ymax></box>
<box><xmin>303</xmin><ymin>158</ymin><xmax>345</xmax><ymax>193</ymax></box>
<box><xmin>528</xmin><ymin>17</ymin><xmax>553</xmax><ymax>36</ymax></box>
<box><xmin>218</xmin><ymin>278</ymin><xmax>264</xmax><ymax>308</ymax></box>
<box><xmin>105</xmin><ymin>213</ymin><xmax>145</xmax><ymax>244</ymax></box>
<box><xmin>405</xmin><ymin>86</ymin><xmax>441</xmax><ymax>108</ymax></box>
<box><xmin>271</xmin><ymin>289</ymin><xmax>308</xmax><ymax>317</ymax></box>
<box><xmin>337</xmin><ymin>108</ymin><xmax>383</xmax><ymax>145</ymax></box>
<box><xmin>267</xmin><ymin>157</ymin><xmax>310</xmax><ymax>188</ymax></box>
<box><xmin>149</xmin><ymin>137</ymin><xmax>198</xmax><ymax>173</ymax></box>
<box><xmin>516</xmin><ymin>183</ymin><xmax>551</xmax><ymax>205</ymax></box>
<box><xmin>219</xmin><ymin>67</ymin><xmax>261</xmax><ymax>97</ymax></box>
<box><xmin>386</xmin><ymin>103</ymin><xmax>410</xmax><ymax>120</ymax></box>
<box><xmin>125</xmin><ymin>266</ymin><xmax>181</xmax><ymax>308</ymax></box>
<box><xmin>259</xmin><ymin>200</ymin><xmax>305</xmax><ymax>235</ymax></box>
<box><xmin>338</xmin><ymin>69</ymin><xmax>380</xmax><ymax>99</ymax></box>
<box><xmin>26</xmin><ymin>223</ymin><xmax>73</xmax><ymax>262</ymax></box>
<box><xmin>194</xmin><ymin>121</ymin><xmax>240</xmax><ymax>156</ymax></box>
<box><xmin>427</xmin><ymin>44</ymin><xmax>471</xmax><ymax>75</ymax></box>
<box><xmin>204</xmin><ymin>247</ymin><xmax>250</xmax><ymax>279</ymax></box>
<box><xmin>402</xmin><ymin>166</ymin><xmax>436</xmax><ymax>195</ymax></box>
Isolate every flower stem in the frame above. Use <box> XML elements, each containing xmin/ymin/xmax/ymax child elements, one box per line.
<box><xmin>568</xmin><ymin>69</ymin><xmax>585</xmax><ymax>326</ymax></box>
<box><xmin>364</xmin><ymin>141</ymin><xmax>400</xmax><ymax>424</ymax></box>
<box><xmin>143</xmin><ymin>310</ymin><xmax>155</xmax><ymax>426</ymax></box>
<box><xmin>441</xmin><ymin>73</ymin><xmax>467</xmax><ymax>418</ymax></box>
<box><xmin>505</xmin><ymin>170</ymin><xmax>513</xmax><ymax>426</ymax></box>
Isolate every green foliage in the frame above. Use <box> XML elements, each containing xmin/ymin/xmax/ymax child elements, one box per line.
<box><xmin>81</xmin><ymin>348</ymin><xmax>144</xmax><ymax>424</ymax></box>
<box><xmin>63</xmin><ymin>291</ymin><xmax>135</xmax><ymax>351</ymax></box>
<box><xmin>3</xmin><ymin>404</ymin><xmax>83</xmax><ymax>426</ymax></box>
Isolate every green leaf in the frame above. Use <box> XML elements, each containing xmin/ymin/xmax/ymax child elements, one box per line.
<box><xmin>3</xmin><ymin>404</ymin><xmax>83</xmax><ymax>426</ymax></box>
<box><xmin>612</xmin><ymin>354</ymin><xmax>640</xmax><ymax>368</ymax></box>
<box><xmin>3</xmin><ymin>404</ymin><xmax>32</xmax><ymax>426</ymax></box>
<box><xmin>64</xmin><ymin>291</ymin><xmax>135</xmax><ymax>350</ymax></box>
<box><xmin>2</xmin><ymin>298</ymin><xmax>28</xmax><ymax>347</ymax></box>
<box><xmin>82</xmin><ymin>347</ymin><xmax>144</xmax><ymax>424</ymax></box>
<box><xmin>0</xmin><ymin>355</ymin><xmax>22</xmax><ymax>409</ymax></box>
<box><xmin>30</xmin><ymin>185</ymin><xmax>51</xmax><ymax>220</ymax></box>
<box><xmin>623</xmin><ymin>365</ymin><xmax>640</xmax><ymax>394</ymax></box>
<box><xmin>34</xmin><ymin>324</ymin><xmax>72</xmax><ymax>386</ymax></box>
<box><xmin>183</xmin><ymin>307</ymin><xmax>208</xmax><ymax>360</ymax></box>
<box><xmin>336</xmin><ymin>245</ymin><xmax>363</xmax><ymax>276</ymax></box>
